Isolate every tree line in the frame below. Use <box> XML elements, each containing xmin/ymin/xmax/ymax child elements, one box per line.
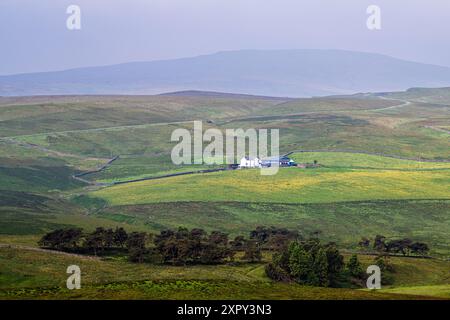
<box><xmin>38</xmin><ymin>226</ymin><xmax>298</xmax><ymax>265</ymax></box>
<box><xmin>358</xmin><ymin>235</ymin><xmax>429</xmax><ymax>257</ymax></box>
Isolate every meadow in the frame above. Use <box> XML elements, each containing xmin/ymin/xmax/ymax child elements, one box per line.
<box><xmin>91</xmin><ymin>167</ymin><xmax>450</xmax><ymax>205</ymax></box>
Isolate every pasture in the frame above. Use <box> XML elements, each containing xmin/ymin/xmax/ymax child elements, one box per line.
<box><xmin>91</xmin><ymin>167</ymin><xmax>450</xmax><ymax>205</ymax></box>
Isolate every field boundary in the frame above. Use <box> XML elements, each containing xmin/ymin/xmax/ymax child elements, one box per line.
<box><xmin>285</xmin><ymin>150</ymin><xmax>450</xmax><ymax>163</ymax></box>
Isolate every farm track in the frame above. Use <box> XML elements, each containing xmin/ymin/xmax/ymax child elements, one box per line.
<box><xmin>220</xmin><ymin>96</ymin><xmax>413</xmax><ymax>124</ymax></box>
<box><xmin>372</xmin><ymin>96</ymin><xmax>412</xmax><ymax>111</ymax></box>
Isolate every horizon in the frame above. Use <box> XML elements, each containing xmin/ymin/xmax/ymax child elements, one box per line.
<box><xmin>1</xmin><ymin>0</ymin><xmax>450</xmax><ymax>75</ymax></box>
<box><xmin>3</xmin><ymin>48</ymin><xmax>450</xmax><ymax>77</ymax></box>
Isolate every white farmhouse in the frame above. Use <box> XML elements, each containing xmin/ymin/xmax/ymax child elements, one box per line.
<box><xmin>239</xmin><ymin>156</ymin><xmax>261</xmax><ymax>168</ymax></box>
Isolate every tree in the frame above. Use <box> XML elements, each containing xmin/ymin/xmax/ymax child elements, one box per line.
<box><xmin>154</xmin><ymin>228</ymin><xmax>232</xmax><ymax>265</ymax></box>
<box><xmin>410</xmin><ymin>242</ymin><xmax>429</xmax><ymax>256</ymax></box>
<box><xmin>39</xmin><ymin>228</ymin><xmax>83</xmax><ymax>250</ymax></box>
<box><xmin>373</xmin><ymin>235</ymin><xmax>386</xmax><ymax>252</ymax></box>
<box><xmin>230</xmin><ymin>236</ymin><xmax>245</xmax><ymax>251</ymax></box>
<box><xmin>104</xmin><ymin>228</ymin><xmax>115</xmax><ymax>249</ymax></box>
<box><xmin>374</xmin><ymin>254</ymin><xmax>394</xmax><ymax>272</ymax></box>
<box><xmin>288</xmin><ymin>242</ymin><xmax>313</xmax><ymax>283</ymax></box>
<box><xmin>358</xmin><ymin>237</ymin><xmax>370</xmax><ymax>250</ymax></box>
<box><xmin>314</xmin><ymin>248</ymin><xmax>329</xmax><ymax>287</ymax></box>
<box><xmin>347</xmin><ymin>254</ymin><xmax>364</xmax><ymax>279</ymax></box>
<box><xmin>325</xmin><ymin>243</ymin><xmax>345</xmax><ymax>286</ymax></box>
<box><xmin>242</xmin><ymin>239</ymin><xmax>262</xmax><ymax>263</ymax></box>
<box><xmin>84</xmin><ymin>227</ymin><xmax>107</xmax><ymax>255</ymax></box>
<box><xmin>267</xmin><ymin>240</ymin><xmax>346</xmax><ymax>288</ymax></box>
<box><xmin>113</xmin><ymin>227</ymin><xmax>128</xmax><ymax>248</ymax></box>
<box><xmin>386</xmin><ymin>238</ymin><xmax>412</xmax><ymax>256</ymax></box>
<box><xmin>249</xmin><ymin>226</ymin><xmax>298</xmax><ymax>250</ymax></box>
<box><xmin>126</xmin><ymin>232</ymin><xmax>148</xmax><ymax>263</ymax></box>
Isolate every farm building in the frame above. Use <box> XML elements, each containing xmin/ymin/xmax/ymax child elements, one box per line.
<box><xmin>261</xmin><ymin>156</ymin><xmax>297</xmax><ymax>167</ymax></box>
<box><xmin>239</xmin><ymin>156</ymin><xmax>297</xmax><ymax>168</ymax></box>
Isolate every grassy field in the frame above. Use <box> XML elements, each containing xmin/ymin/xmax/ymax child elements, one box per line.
<box><xmin>91</xmin><ymin>167</ymin><xmax>450</xmax><ymax>205</ymax></box>
<box><xmin>291</xmin><ymin>152</ymin><xmax>450</xmax><ymax>170</ymax></box>
<box><xmin>89</xmin><ymin>200</ymin><xmax>450</xmax><ymax>256</ymax></box>
<box><xmin>0</xmin><ymin>246</ymin><xmax>448</xmax><ymax>299</ymax></box>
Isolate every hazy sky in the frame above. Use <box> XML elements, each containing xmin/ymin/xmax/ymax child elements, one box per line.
<box><xmin>1</xmin><ymin>0</ymin><xmax>449</xmax><ymax>75</ymax></box>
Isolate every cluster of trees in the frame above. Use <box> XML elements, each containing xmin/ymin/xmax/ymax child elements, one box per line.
<box><xmin>264</xmin><ymin>239</ymin><xmax>396</xmax><ymax>288</ymax></box>
<box><xmin>249</xmin><ymin>226</ymin><xmax>298</xmax><ymax>251</ymax></box>
<box><xmin>39</xmin><ymin>226</ymin><xmax>298</xmax><ymax>265</ymax></box>
<box><xmin>359</xmin><ymin>235</ymin><xmax>429</xmax><ymax>256</ymax></box>
<box><xmin>265</xmin><ymin>239</ymin><xmax>346</xmax><ymax>287</ymax></box>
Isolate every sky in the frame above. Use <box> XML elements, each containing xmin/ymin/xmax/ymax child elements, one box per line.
<box><xmin>1</xmin><ymin>0</ymin><xmax>449</xmax><ymax>75</ymax></box>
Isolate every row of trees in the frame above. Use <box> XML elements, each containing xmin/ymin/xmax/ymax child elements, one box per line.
<box><xmin>359</xmin><ymin>235</ymin><xmax>429</xmax><ymax>256</ymax></box>
<box><xmin>39</xmin><ymin>226</ymin><xmax>298</xmax><ymax>265</ymax></box>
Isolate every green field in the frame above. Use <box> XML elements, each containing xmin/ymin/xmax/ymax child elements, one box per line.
<box><xmin>0</xmin><ymin>88</ymin><xmax>449</xmax><ymax>299</ymax></box>
<box><xmin>91</xmin><ymin>167</ymin><xmax>450</xmax><ymax>205</ymax></box>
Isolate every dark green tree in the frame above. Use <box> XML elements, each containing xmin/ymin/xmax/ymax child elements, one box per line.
<box><xmin>347</xmin><ymin>254</ymin><xmax>364</xmax><ymax>279</ymax></box>
<box><xmin>113</xmin><ymin>227</ymin><xmax>128</xmax><ymax>248</ymax></box>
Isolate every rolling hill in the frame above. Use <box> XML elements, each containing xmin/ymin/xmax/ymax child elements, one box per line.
<box><xmin>2</xmin><ymin>49</ymin><xmax>450</xmax><ymax>97</ymax></box>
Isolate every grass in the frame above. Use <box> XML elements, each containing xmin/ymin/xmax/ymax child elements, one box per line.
<box><xmin>378</xmin><ymin>285</ymin><xmax>450</xmax><ymax>299</ymax></box>
<box><xmin>0</xmin><ymin>247</ymin><xmax>448</xmax><ymax>299</ymax></box>
<box><xmin>91</xmin><ymin>200</ymin><xmax>450</xmax><ymax>256</ymax></box>
<box><xmin>91</xmin><ymin>167</ymin><xmax>450</xmax><ymax>205</ymax></box>
<box><xmin>291</xmin><ymin>152</ymin><xmax>450</xmax><ymax>170</ymax></box>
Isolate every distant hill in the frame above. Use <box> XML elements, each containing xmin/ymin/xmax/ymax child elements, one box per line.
<box><xmin>159</xmin><ymin>90</ymin><xmax>292</xmax><ymax>100</ymax></box>
<box><xmin>2</xmin><ymin>49</ymin><xmax>450</xmax><ymax>97</ymax></box>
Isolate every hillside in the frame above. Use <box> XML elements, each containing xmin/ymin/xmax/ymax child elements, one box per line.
<box><xmin>2</xmin><ymin>50</ymin><xmax>450</xmax><ymax>97</ymax></box>
<box><xmin>0</xmin><ymin>246</ymin><xmax>448</xmax><ymax>299</ymax></box>
<box><xmin>0</xmin><ymin>87</ymin><xmax>449</xmax><ymax>299</ymax></box>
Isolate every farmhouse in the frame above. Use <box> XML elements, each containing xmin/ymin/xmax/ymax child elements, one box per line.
<box><xmin>239</xmin><ymin>156</ymin><xmax>261</xmax><ymax>168</ymax></box>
